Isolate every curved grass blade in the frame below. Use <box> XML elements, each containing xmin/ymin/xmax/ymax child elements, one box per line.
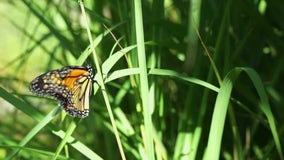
<box><xmin>204</xmin><ymin>67</ymin><xmax>283</xmax><ymax>160</ymax></box>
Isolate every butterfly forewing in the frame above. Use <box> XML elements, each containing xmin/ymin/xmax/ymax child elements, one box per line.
<box><xmin>30</xmin><ymin>65</ymin><xmax>94</xmax><ymax>118</ymax></box>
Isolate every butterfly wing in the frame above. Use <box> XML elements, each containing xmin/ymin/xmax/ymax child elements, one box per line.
<box><xmin>30</xmin><ymin>65</ymin><xmax>94</xmax><ymax>118</ymax></box>
<box><xmin>58</xmin><ymin>67</ymin><xmax>94</xmax><ymax>118</ymax></box>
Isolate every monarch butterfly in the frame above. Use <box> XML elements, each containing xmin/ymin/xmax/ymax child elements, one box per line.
<box><xmin>30</xmin><ymin>65</ymin><xmax>94</xmax><ymax>118</ymax></box>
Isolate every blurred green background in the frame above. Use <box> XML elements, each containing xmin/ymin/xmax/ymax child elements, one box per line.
<box><xmin>0</xmin><ymin>0</ymin><xmax>283</xmax><ymax>160</ymax></box>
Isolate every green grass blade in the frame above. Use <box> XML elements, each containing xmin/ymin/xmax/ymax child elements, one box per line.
<box><xmin>52</xmin><ymin>129</ymin><xmax>103</xmax><ymax>160</ymax></box>
<box><xmin>204</xmin><ymin>68</ymin><xmax>242</xmax><ymax>160</ymax></box>
<box><xmin>7</xmin><ymin>108</ymin><xmax>58</xmax><ymax>159</ymax></box>
<box><xmin>242</xmin><ymin>68</ymin><xmax>284</xmax><ymax>160</ymax></box>
<box><xmin>133</xmin><ymin>1</ymin><xmax>155</xmax><ymax>159</ymax></box>
<box><xmin>0</xmin><ymin>87</ymin><xmax>45</xmax><ymax>121</ymax></box>
<box><xmin>204</xmin><ymin>67</ymin><xmax>283</xmax><ymax>160</ymax></box>
<box><xmin>102</xmin><ymin>45</ymin><xmax>136</xmax><ymax>74</ymax></box>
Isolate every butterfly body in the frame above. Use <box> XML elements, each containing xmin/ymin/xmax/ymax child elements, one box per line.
<box><xmin>30</xmin><ymin>65</ymin><xmax>94</xmax><ymax>118</ymax></box>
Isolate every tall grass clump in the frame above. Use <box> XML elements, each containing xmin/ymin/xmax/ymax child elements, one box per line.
<box><xmin>0</xmin><ymin>0</ymin><xmax>283</xmax><ymax>159</ymax></box>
